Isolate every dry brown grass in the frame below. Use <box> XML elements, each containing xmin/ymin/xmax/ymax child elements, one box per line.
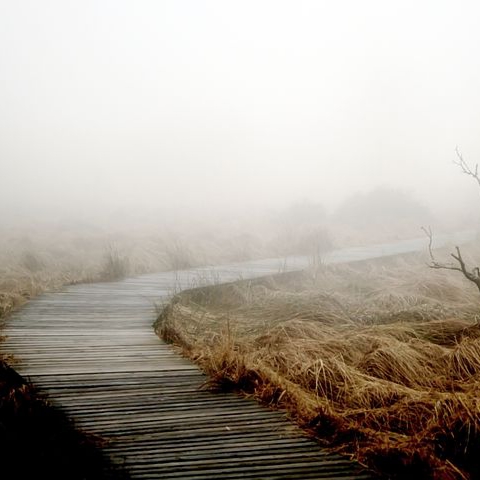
<box><xmin>0</xmin><ymin>219</ymin><xmax>335</xmax><ymax>322</ymax></box>
<box><xmin>156</xmin><ymin>251</ymin><xmax>480</xmax><ymax>479</ymax></box>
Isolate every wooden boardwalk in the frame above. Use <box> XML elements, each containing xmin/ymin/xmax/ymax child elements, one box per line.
<box><xmin>2</xmin><ymin>233</ymin><xmax>471</xmax><ymax>478</ymax></box>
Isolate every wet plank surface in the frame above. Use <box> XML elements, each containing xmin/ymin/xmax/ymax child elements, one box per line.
<box><xmin>3</xmin><ymin>233</ymin><xmax>470</xmax><ymax>478</ymax></box>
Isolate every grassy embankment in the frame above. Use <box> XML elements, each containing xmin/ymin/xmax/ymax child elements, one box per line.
<box><xmin>156</xmin><ymin>249</ymin><xmax>480</xmax><ymax>479</ymax></box>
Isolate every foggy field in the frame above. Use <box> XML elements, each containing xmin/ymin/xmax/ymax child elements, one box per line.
<box><xmin>0</xmin><ymin>188</ymin><xmax>441</xmax><ymax>322</ymax></box>
<box><xmin>0</xmin><ymin>215</ymin><xmax>272</xmax><ymax>320</ymax></box>
<box><xmin>157</xmin><ymin>250</ymin><xmax>480</xmax><ymax>479</ymax></box>
<box><xmin>0</xmin><ymin>207</ymin><xmax>462</xmax><ymax>478</ymax></box>
<box><xmin>2</xmin><ymin>0</ymin><xmax>480</xmax><ymax>478</ymax></box>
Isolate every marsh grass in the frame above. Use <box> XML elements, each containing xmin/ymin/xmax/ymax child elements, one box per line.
<box><xmin>99</xmin><ymin>244</ymin><xmax>130</xmax><ymax>281</ymax></box>
<box><xmin>0</xmin><ymin>222</ymin><xmax>325</xmax><ymax>320</ymax></box>
<box><xmin>156</xmin><ymin>251</ymin><xmax>480</xmax><ymax>479</ymax></box>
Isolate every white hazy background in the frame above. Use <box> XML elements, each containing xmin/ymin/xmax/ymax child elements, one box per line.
<box><xmin>1</xmin><ymin>0</ymin><xmax>480</xmax><ymax>224</ymax></box>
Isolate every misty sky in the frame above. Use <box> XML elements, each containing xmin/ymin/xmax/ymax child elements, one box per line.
<box><xmin>1</xmin><ymin>0</ymin><xmax>480</xmax><ymax>219</ymax></box>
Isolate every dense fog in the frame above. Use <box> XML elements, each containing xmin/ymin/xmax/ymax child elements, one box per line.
<box><xmin>2</xmin><ymin>1</ymin><xmax>480</xmax><ymax>232</ymax></box>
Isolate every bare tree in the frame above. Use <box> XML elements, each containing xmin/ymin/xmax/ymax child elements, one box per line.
<box><xmin>422</xmin><ymin>148</ymin><xmax>480</xmax><ymax>293</ymax></box>
<box><xmin>422</xmin><ymin>226</ymin><xmax>480</xmax><ymax>293</ymax></box>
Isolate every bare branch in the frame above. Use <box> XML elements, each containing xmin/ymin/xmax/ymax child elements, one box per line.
<box><xmin>429</xmin><ymin>264</ymin><xmax>463</xmax><ymax>273</ymax></box>
<box><xmin>422</xmin><ymin>227</ymin><xmax>480</xmax><ymax>293</ymax></box>
<box><xmin>454</xmin><ymin>147</ymin><xmax>480</xmax><ymax>189</ymax></box>
<box><xmin>421</xmin><ymin>226</ymin><xmax>435</xmax><ymax>263</ymax></box>
<box><xmin>421</xmin><ymin>226</ymin><xmax>457</xmax><ymax>269</ymax></box>
<box><xmin>424</xmin><ymin>150</ymin><xmax>480</xmax><ymax>294</ymax></box>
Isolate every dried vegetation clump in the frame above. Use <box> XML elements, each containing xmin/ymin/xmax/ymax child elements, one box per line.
<box><xmin>156</xmin><ymin>252</ymin><xmax>480</xmax><ymax>479</ymax></box>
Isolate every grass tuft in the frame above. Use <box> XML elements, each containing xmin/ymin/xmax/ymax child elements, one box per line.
<box><xmin>99</xmin><ymin>244</ymin><xmax>130</xmax><ymax>281</ymax></box>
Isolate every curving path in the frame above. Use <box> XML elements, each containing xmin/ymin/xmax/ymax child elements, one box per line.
<box><xmin>2</xmin><ymin>232</ymin><xmax>472</xmax><ymax>479</ymax></box>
